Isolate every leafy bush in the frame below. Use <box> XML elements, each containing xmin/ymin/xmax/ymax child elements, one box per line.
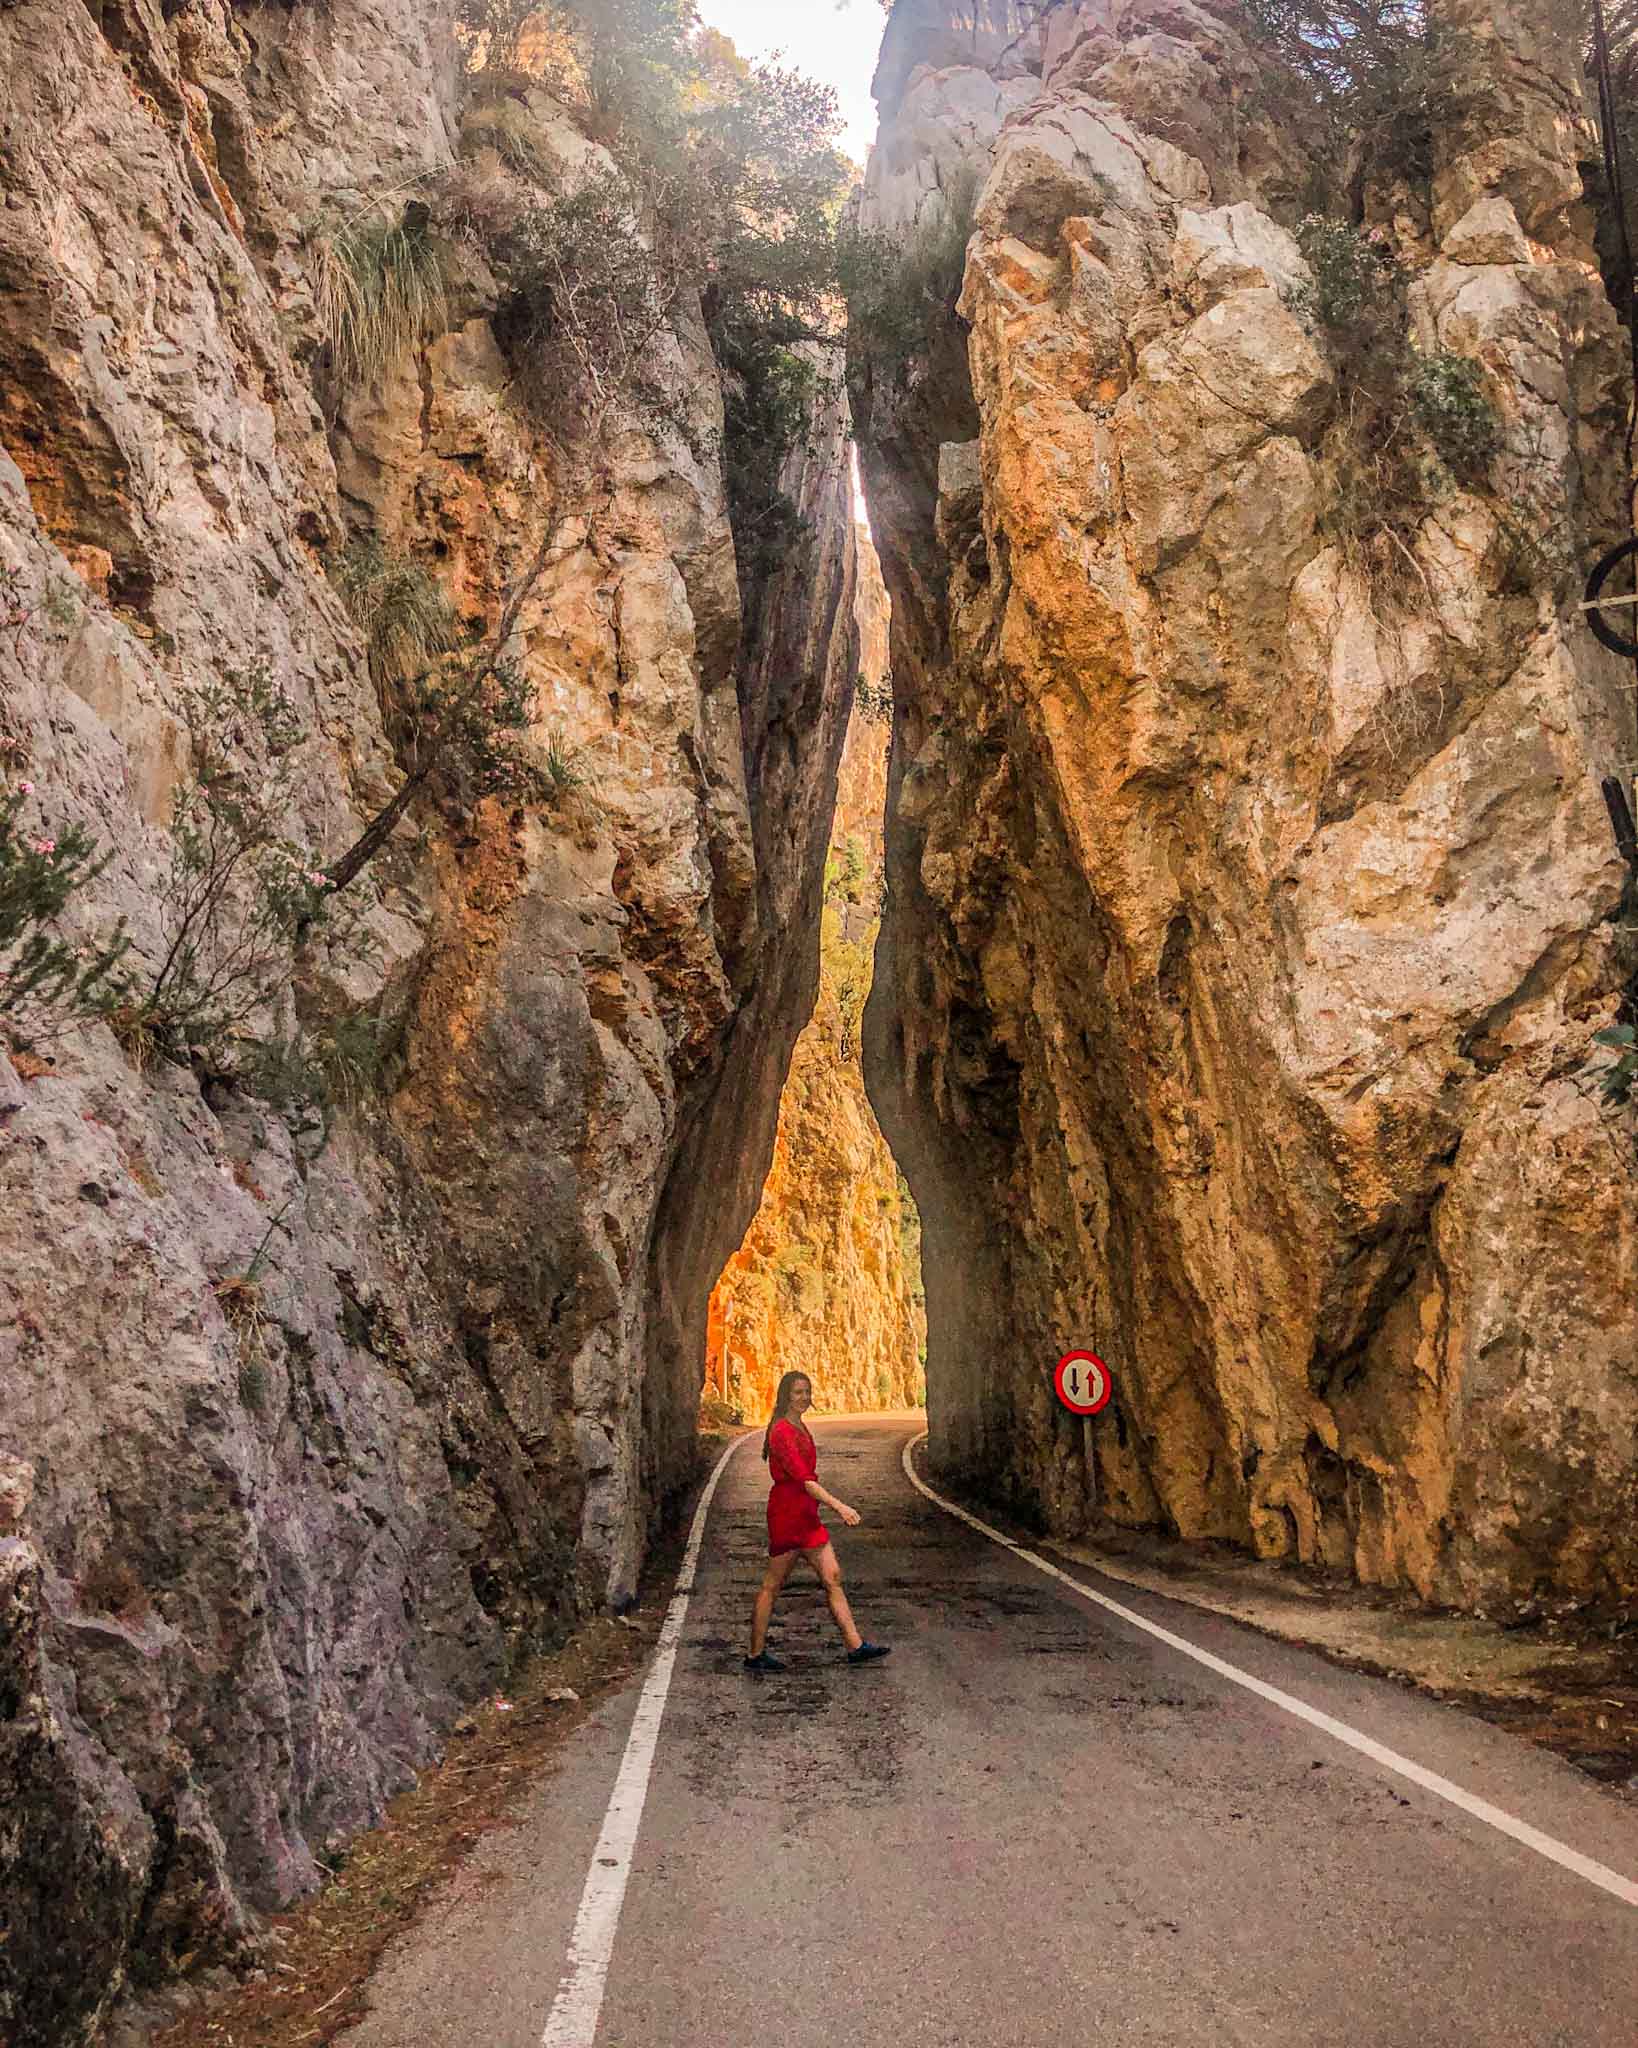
<box><xmin>856</xmin><ymin>672</ymin><xmax>893</xmax><ymax>724</ymax></box>
<box><xmin>465</xmin><ymin>0</ymin><xmax>699</xmax><ymax>139</ymax></box>
<box><xmin>243</xmin><ymin>1011</ymin><xmax>391</xmax><ymax>1153</ymax></box>
<box><xmin>712</xmin><ymin>315</ymin><xmax>825</xmax><ymax>584</ymax></box>
<box><xmin>821</xmin><ymin>902</ymin><xmax>874</xmax><ymax>1063</ymax></box>
<box><xmin>1410</xmin><ymin>351</ymin><xmax>1501</xmax><ymax>483</ymax></box>
<box><xmin>1288</xmin><ymin>216</ymin><xmax>1500</xmax><ymax>574</ymax></box>
<box><xmin>1287</xmin><ymin>215</ymin><xmax>1392</xmax><ymax>330</ymax></box>
<box><xmin>324</xmin><ymin>561</ymin><xmax>591</xmax><ymax>891</ymax></box>
<box><xmin>1242</xmin><ymin>0</ymin><xmax>1466</xmax><ymax>205</ymax></box>
<box><xmin>113</xmin><ymin>666</ymin><xmax>373</xmax><ymax>1068</ymax></box>
<box><xmin>1594</xmin><ymin>1021</ymin><xmax>1638</xmax><ymax>1106</ymax></box>
<box><xmin>840</xmin><ymin>168</ymin><xmax>980</xmax><ymax>384</ymax></box>
<box><xmin>772</xmin><ymin>1240</ymin><xmax>822</xmax><ymax>1314</ymax></box>
<box><xmin>825</xmin><ymin>833</ymin><xmax>870</xmax><ymax>909</ymax></box>
<box><xmin>0</xmin><ymin>781</ymin><xmax>131</xmax><ymax>1034</ymax></box>
<box><xmin>494</xmin><ymin>171</ymin><xmax>678</xmax><ymax>430</ymax></box>
<box><xmin>315</xmin><ymin>206</ymin><xmax>450</xmax><ymax>389</ymax></box>
<box><xmin>469</xmin><ymin>23</ymin><xmax>850</xmax><ymax>569</ymax></box>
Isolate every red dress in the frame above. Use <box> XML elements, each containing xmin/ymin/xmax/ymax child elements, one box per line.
<box><xmin>766</xmin><ymin>1418</ymin><xmax>829</xmax><ymax>1555</ymax></box>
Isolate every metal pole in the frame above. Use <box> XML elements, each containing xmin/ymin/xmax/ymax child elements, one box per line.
<box><xmin>1081</xmin><ymin>1412</ymin><xmax>1097</xmax><ymax>1528</ymax></box>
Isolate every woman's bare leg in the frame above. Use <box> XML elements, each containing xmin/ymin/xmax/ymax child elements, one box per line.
<box><xmin>804</xmin><ymin>1543</ymin><xmax>864</xmax><ymax>1652</ymax></box>
<box><xmin>749</xmin><ymin>1550</ymin><xmax>799</xmax><ymax>1656</ymax></box>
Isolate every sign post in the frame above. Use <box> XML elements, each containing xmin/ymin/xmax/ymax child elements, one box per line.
<box><xmin>1054</xmin><ymin>1351</ymin><xmax>1113</xmax><ymax>1524</ymax></box>
<box><xmin>1054</xmin><ymin>1350</ymin><xmax>1112</xmax><ymax>1416</ymax></box>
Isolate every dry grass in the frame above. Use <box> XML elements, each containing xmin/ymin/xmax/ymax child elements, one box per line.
<box><xmin>460</xmin><ymin>94</ymin><xmax>558</xmax><ymax>184</ymax></box>
<box><xmin>314</xmin><ymin>213</ymin><xmax>450</xmax><ymax>389</ymax></box>
<box><xmin>104</xmin><ymin>999</ymin><xmax>165</xmax><ymax>1073</ymax></box>
<box><xmin>212</xmin><ymin>1273</ymin><xmax>268</xmax><ymax>1346</ymax></box>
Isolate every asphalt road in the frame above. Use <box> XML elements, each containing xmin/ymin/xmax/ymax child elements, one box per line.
<box><xmin>345</xmin><ymin>1416</ymin><xmax>1638</xmax><ymax>2048</ymax></box>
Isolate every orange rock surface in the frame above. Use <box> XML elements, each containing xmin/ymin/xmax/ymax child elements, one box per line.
<box><xmin>706</xmin><ymin>532</ymin><xmax>925</xmax><ymax>1426</ymax></box>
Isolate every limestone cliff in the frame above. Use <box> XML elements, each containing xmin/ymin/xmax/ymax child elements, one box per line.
<box><xmin>0</xmin><ymin>4</ymin><xmax>854</xmax><ymax>2038</ymax></box>
<box><xmin>705</xmin><ymin>535</ymin><xmax>925</xmax><ymax>1424</ymax></box>
<box><xmin>857</xmin><ymin>0</ymin><xmax>1638</xmax><ymax>1615</ymax></box>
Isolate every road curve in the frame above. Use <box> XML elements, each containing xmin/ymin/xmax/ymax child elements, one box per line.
<box><xmin>345</xmin><ymin>1415</ymin><xmax>1638</xmax><ymax>2048</ymax></box>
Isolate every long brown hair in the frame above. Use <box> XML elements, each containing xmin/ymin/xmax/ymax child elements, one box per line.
<box><xmin>762</xmin><ymin>1371</ymin><xmax>811</xmax><ymax>1461</ymax></box>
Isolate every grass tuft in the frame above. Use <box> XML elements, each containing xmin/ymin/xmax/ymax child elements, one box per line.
<box><xmin>542</xmin><ymin>729</ymin><xmax>587</xmax><ymax>803</ymax></box>
<box><xmin>335</xmin><ymin>539</ymin><xmax>460</xmax><ymax>689</ymax></box>
<box><xmin>315</xmin><ymin>210</ymin><xmax>451</xmax><ymax>389</ymax></box>
<box><xmin>460</xmin><ymin>94</ymin><xmax>558</xmax><ymax>184</ymax></box>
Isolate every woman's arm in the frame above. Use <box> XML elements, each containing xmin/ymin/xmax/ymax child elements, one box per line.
<box><xmin>804</xmin><ymin>1479</ymin><xmax>861</xmax><ymax>1527</ymax></box>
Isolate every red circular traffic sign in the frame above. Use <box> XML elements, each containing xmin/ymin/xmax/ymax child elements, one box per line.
<box><xmin>1055</xmin><ymin>1351</ymin><xmax>1112</xmax><ymax>1416</ymax></box>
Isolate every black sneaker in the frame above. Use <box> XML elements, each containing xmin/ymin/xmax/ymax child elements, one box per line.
<box><xmin>743</xmin><ymin>1650</ymin><xmax>786</xmax><ymax>1673</ymax></box>
<box><xmin>846</xmin><ymin>1641</ymin><xmax>891</xmax><ymax>1665</ymax></box>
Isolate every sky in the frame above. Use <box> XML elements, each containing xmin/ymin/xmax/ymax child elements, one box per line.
<box><xmin>693</xmin><ymin>0</ymin><xmax>886</xmax><ymax>166</ymax></box>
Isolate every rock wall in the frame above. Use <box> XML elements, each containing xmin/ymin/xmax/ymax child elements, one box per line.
<box><xmin>0</xmin><ymin>4</ymin><xmax>854</xmax><ymax>2038</ymax></box>
<box><xmin>705</xmin><ymin>535</ymin><xmax>926</xmax><ymax>1425</ymax></box>
<box><xmin>858</xmin><ymin>0</ymin><xmax>1638</xmax><ymax>1617</ymax></box>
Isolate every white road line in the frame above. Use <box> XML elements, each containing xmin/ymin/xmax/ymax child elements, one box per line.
<box><xmin>541</xmin><ymin>1435</ymin><xmax>744</xmax><ymax>2048</ymax></box>
<box><xmin>901</xmin><ymin>1431</ymin><xmax>1638</xmax><ymax>1911</ymax></box>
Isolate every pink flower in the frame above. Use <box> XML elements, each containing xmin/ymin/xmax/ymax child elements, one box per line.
<box><xmin>32</xmin><ymin>838</ymin><xmax>55</xmax><ymax>856</ymax></box>
<box><xmin>493</xmin><ymin>1697</ymin><xmax>515</xmax><ymax>1713</ymax></box>
<box><xmin>17</xmin><ymin>780</ymin><xmax>34</xmax><ymax>796</ymax></box>
<box><xmin>307</xmin><ymin>871</ymin><xmax>328</xmax><ymax>889</ymax></box>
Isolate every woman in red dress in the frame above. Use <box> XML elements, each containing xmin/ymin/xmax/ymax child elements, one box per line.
<box><xmin>744</xmin><ymin>1370</ymin><xmax>891</xmax><ymax>1672</ymax></box>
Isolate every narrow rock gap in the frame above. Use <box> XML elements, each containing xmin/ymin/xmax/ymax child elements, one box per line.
<box><xmin>703</xmin><ymin>467</ymin><xmax>927</xmax><ymax>1432</ymax></box>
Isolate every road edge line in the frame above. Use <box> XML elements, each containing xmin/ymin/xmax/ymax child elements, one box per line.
<box><xmin>901</xmin><ymin>1431</ymin><xmax>1638</xmax><ymax>1911</ymax></box>
<box><xmin>540</xmin><ymin>1433</ymin><xmax>745</xmax><ymax>2046</ymax></box>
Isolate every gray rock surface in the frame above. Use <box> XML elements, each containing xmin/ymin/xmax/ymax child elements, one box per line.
<box><xmin>0</xmin><ymin>3</ymin><xmax>854</xmax><ymax>2037</ymax></box>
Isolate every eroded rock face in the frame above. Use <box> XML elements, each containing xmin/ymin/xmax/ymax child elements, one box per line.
<box><xmin>858</xmin><ymin>0</ymin><xmax>1638</xmax><ymax>1614</ymax></box>
<box><xmin>0</xmin><ymin>3</ymin><xmax>852</xmax><ymax>2035</ymax></box>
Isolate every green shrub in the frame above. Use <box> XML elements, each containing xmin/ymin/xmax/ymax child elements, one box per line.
<box><xmin>1593</xmin><ymin>1022</ymin><xmax>1638</xmax><ymax>1107</ymax></box>
<box><xmin>243</xmin><ymin>1011</ymin><xmax>389</xmax><ymax>1153</ymax></box>
<box><xmin>822</xmin><ymin>905</ymin><xmax>874</xmax><ymax>1063</ymax></box>
<box><xmin>315</xmin><ymin>207</ymin><xmax>450</xmax><ymax>388</ymax></box>
<box><xmin>0</xmin><ymin>781</ymin><xmax>131</xmax><ymax>1034</ymax></box>
<box><xmin>772</xmin><ymin>1240</ymin><xmax>822</xmax><ymax>1313</ymax></box>
<box><xmin>455</xmin><ymin>9</ymin><xmax>849</xmax><ymax>581</ymax></box>
<box><xmin>238</xmin><ymin>1356</ymin><xmax>270</xmax><ymax>1413</ymax></box>
<box><xmin>856</xmin><ymin>672</ymin><xmax>893</xmax><ymax>724</ymax></box>
<box><xmin>840</xmin><ymin>168</ymin><xmax>980</xmax><ymax>384</ymax></box>
<box><xmin>1289</xmin><ymin>215</ymin><xmax>1394</xmax><ymax>330</ymax></box>
<box><xmin>1287</xmin><ymin>216</ymin><xmax>1499</xmax><ymax>576</ymax></box>
<box><xmin>824</xmin><ymin>833</ymin><xmax>869</xmax><ymax>908</ymax></box>
<box><xmin>1242</xmin><ymin>0</ymin><xmax>1466</xmax><ymax>206</ymax></box>
<box><xmin>712</xmin><ymin>315</ymin><xmax>824</xmax><ymax>584</ymax></box>
<box><xmin>115</xmin><ymin>665</ymin><xmax>375</xmax><ymax>1068</ymax></box>
<box><xmin>1409</xmin><ymin>351</ymin><xmax>1500</xmax><ymax>484</ymax></box>
<box><xmin>494</xmin><ymin>171</ymin><xmax>675</xmax><ymax>429</ymax></box>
